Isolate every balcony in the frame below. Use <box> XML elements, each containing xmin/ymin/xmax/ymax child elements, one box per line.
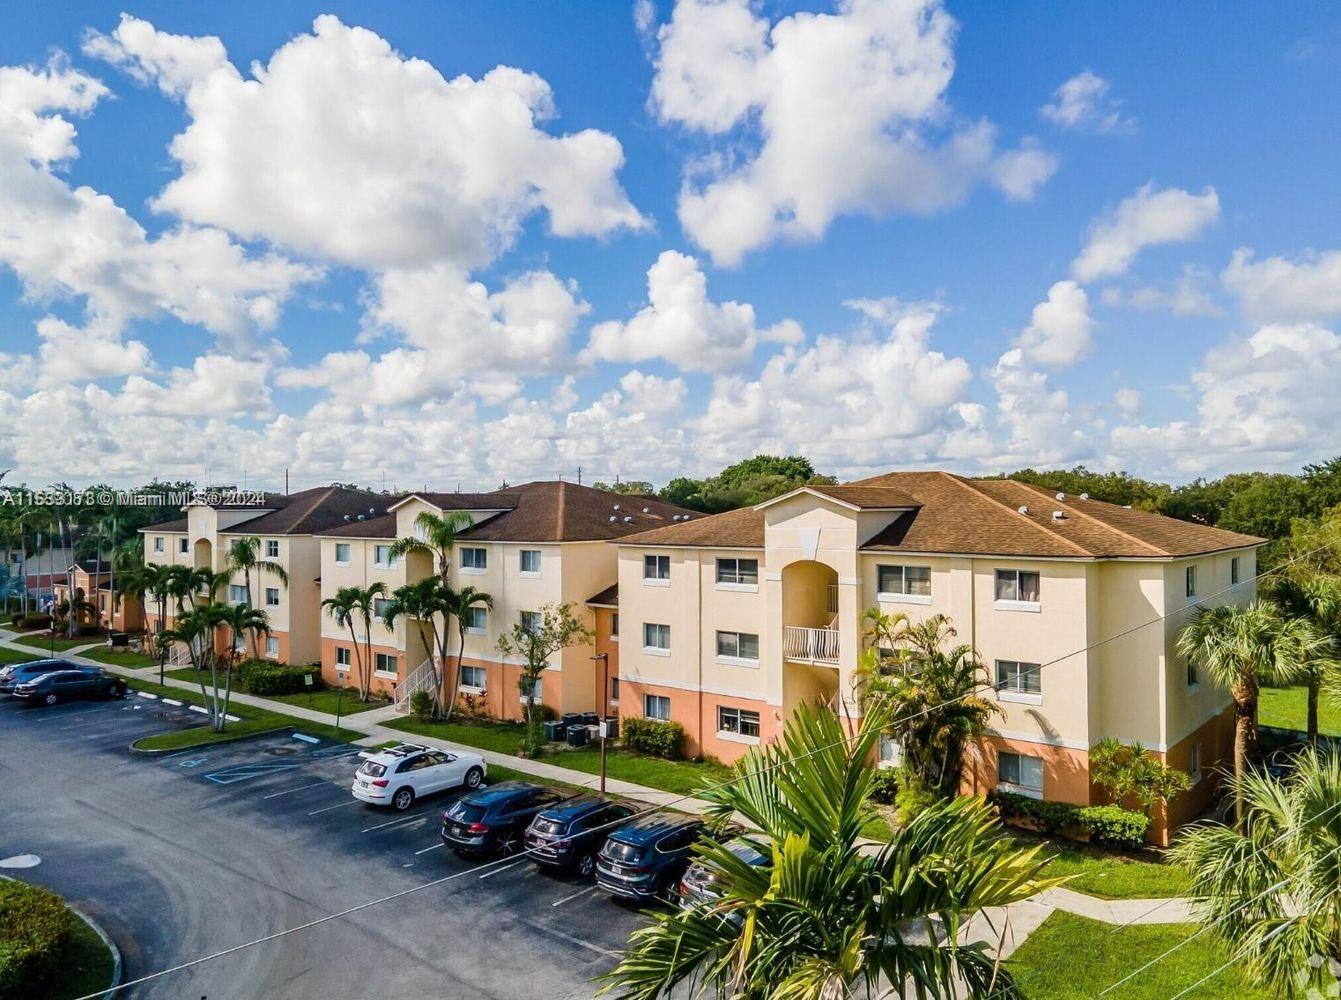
<box><xmin>783</xmin><ymin>625</ymin><xmax>840</xmax><ymax>665</ymax></box>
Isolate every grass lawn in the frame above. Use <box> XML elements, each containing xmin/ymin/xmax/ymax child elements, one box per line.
<box><xmin>386</xmin><ymin>716</ymin><xmax>734</xmax><ymax>796</ymax></box>
<box><xmin>0</xmin><ymin>645</ymin><xmax>46</xmax><ymax>664</ymax></box>
<box><xmin>1259</xmin><ymin>685</ymin><xmax>1341</xmax><ymax>736</ymax></box>
<box><xmin>127</xmin><ymin>679</ymin><xmax>355</xmax><ymax>750</ymax></box>
<box><xmin>1008</xmin><ymin>831</ymin><xmax>1191</xmax><ymax>899</ymax></box>
<box><xmin>1008</xmin><ymin>912</ymin><xmax>1271</xmax><ymax>999</ymax></box>
<box><xmin>81</xmin><ymin>647</ymin><xmax>157</xmax><ymax>668</ymax></box>
<box><xmin>51</xmin><ymin>912</ymin><xmax>117</xmax><ymax>1000</ymax></box>
<box><xmin>13</xmin><ymin>632</ymin><xmax>105</xmax><ymax>653</ymax></box>
<box><xmin>159</xmin><ymin>667</ymin><xmax>382</xmax><ymax>715</ymax></box>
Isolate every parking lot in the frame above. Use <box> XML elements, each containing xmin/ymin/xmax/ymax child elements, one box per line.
<box><xmin>0</xmin><ymin>690</ymin><xmax>648</xmax><ymax>998</ymax></box>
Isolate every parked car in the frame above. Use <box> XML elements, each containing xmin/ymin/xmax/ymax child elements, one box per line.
<box><xmin>595</xmin><ymin>812</ymin><xmax>714</xmax><ymax>902</ymax></box>
<box><xmin>0</xmin><ymin>659</ymin><xmax>97</xmax><ymax>696</ymax></box>
<box><xmin>678</xmin><ymin>835</ymin><xmax>770</xmax><ymax>911</ymax></box>
<box><xmin>351</xmin><ymin>743</ymin><xmax>486</xmax><ymax>811</ymax></box>
<box><xmin>440</xmin><ymin>781</ymin><xmax>574</xmax><ymax>856</ymax></box>
<box><xmin>524</xmin><ymin>795</ymin><xmax>637</xmax><ymax>877</ymax></box>
<box><xmin>12</xmin><ymin>669</ymin><xmax>127</xmax><ymax>705</ymax></box>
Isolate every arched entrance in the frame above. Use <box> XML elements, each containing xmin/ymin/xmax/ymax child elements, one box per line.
<box><xmin>780</xmin><ymin>559</ymin><xmax>841</xmax><ymax>716</ymax></box>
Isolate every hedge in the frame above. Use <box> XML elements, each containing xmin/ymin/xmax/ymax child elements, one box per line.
<box><xmin>240</xmin><ymin>662</ymin><xmax>323</xmax><ymax>696</ymax></box>
<box><xmin>17</xmin><ymin>614</ymin><xmax>50</xmax><ymax>631</ymax></box>
<box><xmin>621</xmin><ymin>716</ymin><xmax>685</xmax><ymax>759</ymax></box>
<box><xmin>991</xmin><ymin>791</ymin><xmax>1150</xmax><ymax>848</ymax></box>
<box><xmin>0</xmin><ymin>880</ymin><xmax>77</xmax><ymax>999</ymax></box>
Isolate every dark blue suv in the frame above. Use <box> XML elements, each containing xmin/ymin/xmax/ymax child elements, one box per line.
<box><xmin>440</xmin><ymin>781</ymin><xmax>573</xmax><ymax>856</ymax></box>
<box><xmin>595</xmin><ymin>812</ymin><xmax>712</xmax><ymax>901</ymax></box>
<box><xmin>0</xmin><ymin>659</ymin><xmax>93</xmax><ymax>695</ymax></box>
<box><xmin>524</xmin><ymin>795</ymin><xmax>637</xmax><ymax>877</ymax></box>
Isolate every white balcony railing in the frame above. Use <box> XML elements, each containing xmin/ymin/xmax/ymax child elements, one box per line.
<box><xmin>394</xmin><ymin>656</ymin><xmax>439</xmax><ymax>714</ymax></box>
<box><xmin>783</xmin><ymin>625</ymin><xmax>840</xmax><ymax>664</ymax></box>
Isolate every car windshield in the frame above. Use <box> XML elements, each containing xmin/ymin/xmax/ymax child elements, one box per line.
<box><xmin>448</xmin><ymin>802</ymin><xmax>487</xmax><ymax>823</ymax></box>
<box><xmin>603</xmin><ymin>840</ymin><xmax>644</xmax><ymax>863</ymax></box>
<box><xmin>358</xmin><ymin>761</ymin><xmax>387</xmax><ymax>778</ymax></box>
<box><xmin>532</xmin><ymin>817</ymin><xmax>567</xmax><ymax>836</ymax></box>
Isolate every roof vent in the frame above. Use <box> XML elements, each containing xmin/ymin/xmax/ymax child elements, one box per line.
<box><xmin>356</xmin><ymin>514</ymin><xmax>365</xmax><ymax>521</ymax></box>
<box><xmin>609</xmin><ymin>515</ymin><xmax>617</xmax><ymax>522</ymax></box>
<box><xmin>1017</xmin><ymin>505</ymin><xmax>1030</xmax><ymax>515</ymax></box>
<box><xmin>1052</xmin><ymin>510</ymin><xmax>1066</xmax><ymax>520</ymax></box>
<box><xmin>1123</xmin><ymin>504</ymin><xmax>1132</xmax><ymax>509</ymax></box>
<box><xmin>612</xmin><ymin>504</ymin><xmax>621</xmax><ymax>511</ymax></box>
<box><xmin>682</xmin><ymin>514</ymin><xmax>692</xmax><ymax>520</ymax></box>
<box><xmin>369</xmin><ymin>507</ymin><xmax>376</xmax><ymax>514</ymax></box>
<box><xmin>1055</xmin><ymin>492</ymin><xmax>1066</xmax><ymax>501</ymax></box>
<box><xmin>343</xmin><ymin>514</ymin><xmax>351</xmax><ymax>521</ymax></box>
<box><xmin>1079</xmin><ymin>492</ymin><xmax>1089</xmax><ymax>500</ymax></box>
<box><xmin>642</xmin><ymin>507</ymin><xmax>651</xmax><ymax>514</ymax></box>
<box><xmin>623</xmin><ymin>516</ymin><xmax>633</xmax><ymax>523</ymax></box>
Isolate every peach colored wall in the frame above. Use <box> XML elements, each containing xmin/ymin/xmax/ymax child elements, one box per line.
<box><xmin>592</xmin><ymin>607</ymin><xmax>620</xmax><ymax>716</ymax></box>
<box><xmin>618</xmin><ymin>676</ymin><xmax>775</xmax><ymax>763</ymax></box>
<box><xmin>964</xmin><ymin>734</ymin><xmax>1093</xmax><ymax>808</ymax></box>
<box><xmin>320</xmin><ymin>635</ymin><xmax>403</xmax><ymax>698</ymax></box>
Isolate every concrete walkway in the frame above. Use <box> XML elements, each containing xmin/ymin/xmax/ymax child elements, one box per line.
<box><xmin>0</xmin><ymin>628</ymin><xmax>1199</xmax><ymax>954</ymax></box>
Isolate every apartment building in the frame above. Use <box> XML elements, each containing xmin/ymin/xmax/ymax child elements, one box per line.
<box><xmin>314</xmin><ymin>481</ymin><xmax>692</xmax><ymax>715</ymax></box>
<box><xmin>612</xmin><ymin>471</ymin><xmax>1263</xmax><ymax>842</ymax></box>
<box><xmin>51</xmin><ymin>559</ymin><xmax>144</xmax><ymax>632</ymax></box>
<box><xmin>142</xmin><ymin>486</ymin><xmax>390</xmax><ymax>662</ymax></box>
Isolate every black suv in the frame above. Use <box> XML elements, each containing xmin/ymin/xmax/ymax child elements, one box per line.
<box><xmin>13</xmin><ymin>669</ymin><xmax>127</xmax><ymax>705</ymax></box>
<box><xmin>595</xmin><ymin>813</ymin><xmax>711</xmax><ymax>902</ymax></box>
<box><xmin>523</xmin><ymin>795</ymin><xmax>637</xmax><ymax>877</ymax></box>
<box><xmin>0</xmin><ymin>659</ymin><xmax>96</xmax><ymax>696</ymax></box>
<box><xmin>441</xmin><ymin>781</ymin><xmax>574</xmax><ymax>856</ymax></box>
<box><xmin>678</xmin><ymin>835</ymin><xmax>770</xmax><ymax>910</ymax></box>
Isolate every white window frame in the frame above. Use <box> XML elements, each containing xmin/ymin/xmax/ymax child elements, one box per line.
<box><xmin>178</xmin><ymin>537</ymin><xmax>189</xmax><ymax>554</ymax></box>
<box><xmin>153</xmin><ymin>537</ymin><xmax>164</xmax><ymax>553</ymax></box>
<box><xmin>460</xmin><ymin>664</ymin><xmax>487</xmax><ymax>691</ymax></box>
<box><xmin>715</xmin><ymin>630</ymin><xmax>760</xmax><ymax>666</ymax></box>
<box><xmin>519</xmin><ymin>675</ymin><xmax>542</xmax><ymax>704</ymax></box>
<box><xmin>519</xmin><ymin>610</ymin><xmax>540</xmax><ymax>636</ymax></box>
<box><xmin>334</xmin><ymin>543</ymin><xmax>351</xmax><ymax>567</ymax></box>
<box><xmin>716</xmin><ymin>705</ymin><xmax>761</xmax><ymax>743</ymax></box>
<box><xmin>372</xmin><ymin>597</ymin><xmax>391</xmax><ymax>620</ymax></box>
<box><xmin>643</xmin><ymin>622</ymin><xmax>671</xmax><ymax>656</ymax></box>
<box><xmin>644</xmin><ymin>694</ymin><xmax>671</xmax><ymax>721</ymax></box>
<box><xmin>610</xmin><ymin>612</ymin><xmax>619</xmax><ymax>642</ymax></box>
<box><xmin>643</xmin><ymin>553</ymin><xmax>671</xmax><ymax>586</ymax></box>
<box><xmin>519</xmin><ymin>549</ymin><xmax>542</xmax><ymax>576</ymax></box>
<box><xmin>373</xmin><ymin>544</ymin><xmax>396</xmax><ymax>569</ymax></box>
<box><xmin>876</xmin><ymin>564</ymin><xmax>932</xmax><ymax>605</ymax></box>
<box><xmin>997</xmin><ymin>751</ymin><xmax>1044</xmax><ymax>799</ymax></box>
<box><xmin>335</xmin><ymin>647</ymin><xmax>351</xmax><ymax>671</ymax></box>
<box><xmin>460</xmin><ymin>547</ymin><xmax>488</xmax><ymax>574</ymax></box>
<box><xmin>609</xmin><ymin>676</ymin><xmax>619</xmax><ymax>705</ymax></box>
<box><xmin>463</xmin><ymin>605</ymin><xmax>488</xmax><ymax>635</ymax></box>
<box><xmin>995</xmin><ymin>659</ymin><xmax>1042</xmax><ymax>704</ymax></box>
<box><xmin>994</xmin><ymin>569</ymin><xmax>1041</xmax><ymax>611</ymax></box>
<box><xmin>373</xmin><ymin>652</ymin><xmax>398</xmax><ymax>677</ymax></box>
<box><xmin>264</xmin><ymin>587</ymin><xmax>280</xmax><ymax>608</ymax></box>
<box><xmin>265</xmin><ymin>539</ymin><xmax>279</xmax><ymax>559</ymax></box>
<box><xmin>1186</xmin><ymin>565</ymin><xmax>1198</xmax><ymax>600</ymax></box>
<box><xmin>264</xmin><ymin>636</ymin><xmax>280</xmax><ymax>659</ymax></box>
<box><xmin>1230</xmin><ymin>556</ymin><xmax>1240</xmax><ymax>586</ymax></box>
<box><xmin>715</xmin><ymin>557</ymin><xmax>759</xmax><ymax>591</ymax></box>
<box><xmin>228</xmin><ymin>584</ymin><xmax>249</xmax><ymax>605</ymax></box>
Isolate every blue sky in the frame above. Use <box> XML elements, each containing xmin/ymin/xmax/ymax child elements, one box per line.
<box><xmin>1</xmin><ymin>1</ymin><xmax>1339</xmax><ymax>491</ymax></box>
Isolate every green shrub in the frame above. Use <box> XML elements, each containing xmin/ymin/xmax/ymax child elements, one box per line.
<box><xmin>410</xmin><ymin>690</ymin><xmax>434</xmax><ymax>722</ymax></box>
<box><xmin>7</xmin><ymin>612</ymin><xmax>22</xmax><ymax>626</ymax></box>
<box><xmin>622</xmin><ymin>716</ymin><xmax>685</xmax><ymax>759</ymax></box>
<box><xmin>0</xmin><ymin>880</ymin><xmax>77</xmax><ymax>999</ymax></box>
<box><xmin>533</xmin><ymin>703</ymin><xmax>557</xmax><ymax>723</ymax></box>
<box><xmin>17</xmin><ymin>614</ymin><xmax>50</xmax><ymax>631</ymax></box>
<box><xmin>893</xmin><ymin>781</ymin><xmax>937</xmax><ymax>827</ymax></box>
<box><xmin>75</xmin><ymin>624</ymin><xmax>101</xmax><ymax>637</ymax></box>
<box><xmin>990</xmin><ymin>791</ymin><xmax>1150</xmax><ymax>846</ymax></box>
<box><xmin>869</xmin><ymin>767</ymin><xmax>900</xmax><ymax>805</ymax></box>
<box><xmin>242</xmin><ymin>663</ymin><xmax>322</xmax><ymax>696</ymax></box>
<box><xmin>1076</xmin><ymin>804</ymin><xmax>1150</xmax><ymax>848</ymax></box>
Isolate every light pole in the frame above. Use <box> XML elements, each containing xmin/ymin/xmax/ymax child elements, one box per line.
<box><xmin>335</xmin><ymin>671</ymin><xmax>347</xmax><ymax>732</ymax></box>
<box><xmin>591</xmin><ymin>651</ymin><xmax>609</xmax><ymax>796</ymax></box>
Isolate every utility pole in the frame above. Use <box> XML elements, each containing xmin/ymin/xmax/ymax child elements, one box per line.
<box><xmin>591</xmin><ymin>651</ymin><xmax>609</xmax><ymax>796</ymax></box>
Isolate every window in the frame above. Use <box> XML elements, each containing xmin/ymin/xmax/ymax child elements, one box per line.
<box><xmin>1230</xmin><ymin>556</ymin><xmax>1240</xmax><ymax>586</ymax></box>
<box><xmin>996</xmin><ymin>660</ymin><xmax>1042</xmax><ymax>696</ymax></box>
<box><xmin>643</xmin><ymin>622</ymin><xmax>670</xmax><ymax>652</ymax></box>
<box><xmin>463</xmin><ymin>606</ymin><xmax>487</xmax><ymax>633</ymax></box>
<box><xmin>179</xmin><ymin>538</ymin><xmax>189</xmax><ymax>554</ymax></box>
<box><xmin>994</xmin><ymin>569</ymin><xmax>1041</xmax><ymax>605</ymax></box>
<box><xmin>519</xmin><ymin>611</ymin><xmax>540</xmax><ymax>635</ymax></box>
<box><xmin>1186</xmin><ymin>565</ymin><xmax>1197</xmax><ymax>599</ymax></box>
<box><xmin>610</xmin><ymin>676</ymin><xmax>619</xmax><ymax>702</ymax></box>
<box><xmin>643</xmin><ymin>554</ymin><xmax>670</xmax><ymax>583</ymax></box>
<box><xmin>264</xmin><ymin>587</ymin><xmax>280</xmax><ymax>607</ymax></box>
<box><xmin>153</xmin><ymin>537</ymin><xmax>164</xmax><ymax>553</ymax></box>
<box><xmin>877</xmin><ymin>564</ymin><xmax>931</xmax><ymax>599</ymax></box>
<box><xmin>716</xmin><ymin>630</ymin><xmax>760</xmax><ymax>662</ymax></box>
<box><xmin>717</xmin><ymin>706</ymin><xmax>761</xmax><ymax>739</ymax></box>
<box><xmin>460</xmin><ymin>547</ymin><xmax>487</xmax><ymax>571</ymax></box>
<box><xmin>264</xmin><ymin>636</ymin><xmax>279</xmax><ymax>658</ymax></box>
<box><xmin>335</xmin><ymin>647</ymin><xmax>351</xmax><ymax>670</ymax></box>
<box><xmin>460</xmin><ymin>665</ymin><xmax>487</xmax><ymax>690</ymax></box>
<box><xmin>520</xmin><ymin>676</ymin><xmax>542</xmax><ymax>702</ymax></box>
<box><xmin>265</xmin><ymin>540</ymin><xmax>279</xmax><ymax>558</ymax></box>
<box><xmin>519</xmin><ymin>550</ymin><xmax>542</xmax><ymax>574</ymax></box>
<box><xmin>334</xmin><ymin>543</ymin><xmax>351</xmax><ymax>566</ymax></box>
<box><xmin>228</xmin><ymin>584</ymin><xmax>249</xmax><ymax>605</ymax></box>
<box><xmin>373</xmin><ymin>545</ymin><xmax>395</xmax><ymax>568</ymax></box>
<box><xmin>1187</xmin><ymin>657</ymin><xmax>1198</xmax><ymax>688</ymax></box>
<box><xmin>374</xmin><ymin>652</ymin><xmax>397</xmax><ymax>675</ymax></box>
<box><xmin>610</xmin><ymin>613</ymin><xmax>619</xmax><ymax>639</ymax></box>
<box><xmin>716</xmin><ymin>557</ymin><xmax>759</xmax><ymax>587</ymax></box>
<box><xmin>998</xmin><ymin>751</ymin><xmax>1044</xmax><ymax>796</ymax></box>
<box><xmin>1189</xmin><ymin>743</ymin><xmax>1203</xmax><ymax>784</ymax></box>
<box><xmin>373</xmin><ymin>597</ymin><xmax>390</xmax><ymax>619</ymax></box>
<box><xmin>644</xmin><ymin>694</ymin><xmax>671</xmax><ymax>721</ymax></box>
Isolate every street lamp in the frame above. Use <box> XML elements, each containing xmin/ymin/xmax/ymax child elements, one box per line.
<box><xmin>591</xmin><ymin>652</ymin><xmax>610</xmax><ymax>796</ymax></box>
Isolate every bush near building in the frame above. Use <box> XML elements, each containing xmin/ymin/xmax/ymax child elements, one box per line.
<box><xmin>236</xmin><ymin>661</ymin><xmax>323</xmax><ymax>697</ymax></box>
<box><xmin>621</xmin><ymin>717</ymin><xmax>685</xmax><ymax>759</ymax></box>
<box><xmin>0</xmin><ymin>880</ymin><xmax>77</xmax><ymax>999</ymax></box>
<box><xmin>992</xmin><ymin>791</ymin><xmax>1150</xmax><ymax>849</ymax></box>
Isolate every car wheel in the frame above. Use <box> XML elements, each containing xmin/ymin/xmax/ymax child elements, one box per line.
<box><xmin>43</xmin><ymin>693</ymin><xmax>57</xmax><ymax>706</ymax></box>
<box><xmin>464</xmin><ymin>766</ymin><xmax>484</xmax><ymax>789</ymax></box>
<box><xmin>392</xmin><ymin>787</ymin><xmax>415</xmax><ymax>811</ymax></box>
<box><xmin>495</xmin><ymin>830</ymin><xmax>519</xmax><ymax>857</ymax></box>
<box><xmin>576</xmin><ymin>853</ymin><xmax>596</xmax><ymax>879</ymax></box>
<box><xmin>106</xmin><ymin>683</ymin><xmax>119</xmax><ymax>699</ymax></box>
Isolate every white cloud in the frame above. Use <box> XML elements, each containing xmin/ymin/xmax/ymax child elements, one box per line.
<box><xmin>988</xmin><ymin>348</ymin><xmax>1090</xmax><ymax>467</ymax></box>
<box><xmin>1072</xmin><ymin>183</ymin><xmax>1220</xmax><ymax>282</ymax></box>
<box><xmin>86</xmin><ymin>14</ymin><xmax>647</xmax><ymax>271</ymax></box>
<box><xmin>1040</xmin><ymin>71</ymin><xmax>1132</xmax><ymax>133</ymax></box>
<box><xmin>1100</xmin><ymin>265</ymin><xmax>1222</xmax><ymax>317</ymax></box>
<box><xmin>35</xmin><ymin>317</ymin><xmax>150</xmax><ymax>384</ymax></box>
<box><xmin>0</xmin><ymin>56</ymin><xmax>108</xmax><ymax>164</ymax></box>
<box><xmin>1221</xmin><ymin>247</ymin><xmax>1341</xmax><ymax>324</ymax></box>
<box><xmin>1013</xmin><ymin>280</ymin><xmax>1094</xmax><ymax>368</ymax></box>
<box><xmin>651</xmin><ymin>0</ymin><xmax>1056</xmax><ymax>265</ymax></box>
<box><xmin>1114</xmin><ymin>387</ymin><xmax>1141</xmax><ymax>415</ymax></box>
<box><xmin>584</xmin><ymin>250</ymin><xmax>802</xmax><ymax>372</ymax></box>
<box><xmin>85</xmin><ymin>355</ymin><xmax>272</xmax><ymax>418</ymax></box>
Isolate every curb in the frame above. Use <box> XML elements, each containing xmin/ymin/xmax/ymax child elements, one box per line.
<box><xmin>128</xmin><ymin>723</ymin><xmax>335</xmax><ymax>756</ymax></box>
<box><xmin>69</xmin><ymin>902</ymin><xmax>123</xmax><ymax>1000</ymax></box>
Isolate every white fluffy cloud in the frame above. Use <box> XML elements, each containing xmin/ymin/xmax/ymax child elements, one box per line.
<box><xmin>988</xmin><ymin>348</ymin><xmax>1090</xmax><ymax>467</ymax></box>
<box><xmin>1040</xmin><ymin>71</ymin><xmax>1132</xmax><ymax>133</ymax></box>
<box><xmin>1072</xmin><ymin>183</ymin><xmax>1220</xmax><ymax>282</ymax></box>
<box><xmin>1013</xmin><ymin>280</ymin><xmax>1094</xmax><ymax>368</ymax></box>
<box><xmin>651</xmin><ymin>0</ymin><xmax>1055</xmax><ymax>265</ymax></box>
<box><xmin>86</xmin><ymin>14</ymin><xmax>647</xmax><ymax>271</ymax></box>
<box><xmin>1100</xmin><ymin>265</ymin><xmax>1222</xmax><ymax>317</ymax></box>
<box><xmin>584</xmin><ymin>251</ymin><xmax>802</xmax><ymax>372</ymax></box>
<box><xmin>1221</xmin><ymin>247</ymin><xmax>1341</xmax><ymax>324</ymax></box>
<box><xmin>1114</xmin><ymin>387</ymin><xmax>1141</xmax><ymax>415</ymax></box>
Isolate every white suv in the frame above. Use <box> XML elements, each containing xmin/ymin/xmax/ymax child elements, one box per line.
<box><xmin>352</xmin><ymin>743</ymin><xmax>487</xmax><ymax>811</ymax></box>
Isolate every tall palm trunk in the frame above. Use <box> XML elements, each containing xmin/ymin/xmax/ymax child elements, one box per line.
<box><xmin>1231</xmin><ymin>675</ymin><xmax>1258</xmax><ymax>824</ymax></box>
<box><xmin>1307</xmin><ymin>677</ymin><xmax>1320</xmax><ymax>745</ymax></box>
<box><xmin>346</xmin><ymin>620</ymin><xmax>368</xmax><ymax>702</ymax></box>
<box><xmin>444</xmin><ymin>619</ymin><xmax>468</xmax><ymax>723</ymax></box>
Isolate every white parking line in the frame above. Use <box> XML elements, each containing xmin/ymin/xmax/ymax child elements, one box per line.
<box><xmin>26</xmin><ymin>705</ymin><xmax>115</xmax><ymax>722</ymax></box>
<box><xmin>413</xmin><ymin>843</ymin><xmax>444</xmax><ymax>856</ymax></box>
<box><xmin>262</xmin><ymin>781</ymin><xmax>331</xmax><ymax>800</ymax></box>
<box><xmin>477</xmin><ymin>858</ymin><xmax>528</xmax><ymax>880</ymax></box>
<box><xmin>550</xmin><ymin>885</ymin><xmax>599</xmax><ymax>908</ymax></box>
<box><xmin>361</xmin><ymin>815</ymin><xmax>426</xmax><ymax>834</ymax></box>
<box><xmin>307</xmin><ymin>799</ymin><xmax>363</xmax><ymax>816</ymax></box>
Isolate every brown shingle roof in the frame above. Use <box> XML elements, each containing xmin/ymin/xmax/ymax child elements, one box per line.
<box><xmin>457</xmin><ymin>482</ymin><xmax>694</xmax><ymax>542</ymax></box>
<box><xmin>620</xmin><ymin>470</ymin><xmax>1262</xmax><ymax>558</ymax></box>
<box><xmin>219</xmin><ymin>486</ymin><xmax>399</xmax><ymax>536</ymax></box>
<box><xmin>319</xmin><ymin>513</ymin><xmax>399</xmax><ymax>539</ymax></box>
<box><xmin>141</xmin><ymin>518</ymin><xmax>189</xmax><ymax>533</ymax></box>
<box><xmin>763</xmin><ymin>484</ymin><xmax>920</xmax><ymax>509</ymax></box>
<box><xmin>389</xmin><ymin>492</ymin><xmax>521</xmax><ymax>513</ymax></box>
<box><xmin>587</xmin><ymin>583</ymin><xmax>619</xmax><ymax>607</ymax></box>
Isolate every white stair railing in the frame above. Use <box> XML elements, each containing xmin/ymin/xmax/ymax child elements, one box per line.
<box><xmin>394</xmin><ymin>656</ymin><xmax>440</xmax><ymax>714</ymax></box>
<box><xmin>782</xmin><ymin>625</ymin><xmax>841</xmax><ymax>664</ymax></box>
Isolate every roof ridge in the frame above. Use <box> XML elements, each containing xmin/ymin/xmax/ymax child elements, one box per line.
<box><xmin>1010</xmin><ymin>481</ymin><xmax>1169</xmax><ymax>557</ymax></box>
<box><xmin>943</xmin><ymin>472</ymin><xmax>1093</xmax><ymax>557</ymax></box>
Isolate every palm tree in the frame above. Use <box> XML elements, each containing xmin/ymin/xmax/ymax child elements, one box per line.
<box><xmin>381</xmin><ymin>578</ymin><xmax>451</xmax><ymax>716</ymax></box>
<box><xmin>1171</xmin><ymin>748</ymin><xmax>1341</xmax><ymax>995</ymax></box>
<box><xmin>446</xmin><ymin>585</ymin><xmax>493</xmax><ymax>721</ymax></box>
<box><xmin>322</xmin><ymin>583</ymin><xmax>386</xmax><ymax>702</ymax></box>
<box><xmin>1271</xmin><ymin>574</ymin><xmax>1341</xmax><ymax>743</ymax></box>
<box><xmin>217</xmin><ymin>602</ymin><xmax>270</xmax><ymax>727</ymax></box>
<box><xmin>1177</xmin><ymin>600</ymin><xmax>1334</xmax><ymax>822</ymax></box>
<box><xmin>388</xmin><ymin>510</ymin><xmax>474</xmax><ymax>585</ymax></box>
<box><xmin>858</xmin><ymin>613</ymin><xmax>1001</xmax><ymax>799</ymax></box>
<box><xmin>601</xmin><ymin>702</ymin><xmax>1061</xmax><ymax>1000</ymax></box>
<box><xmin>223</xmin><ymin>537</ymin><xmax>289</xmax><ymax>657</ymax></box>
<box><xmin>158</xmin><ymin>607</ymin><xmax>224</xmax><ymax>725</ymax></box>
